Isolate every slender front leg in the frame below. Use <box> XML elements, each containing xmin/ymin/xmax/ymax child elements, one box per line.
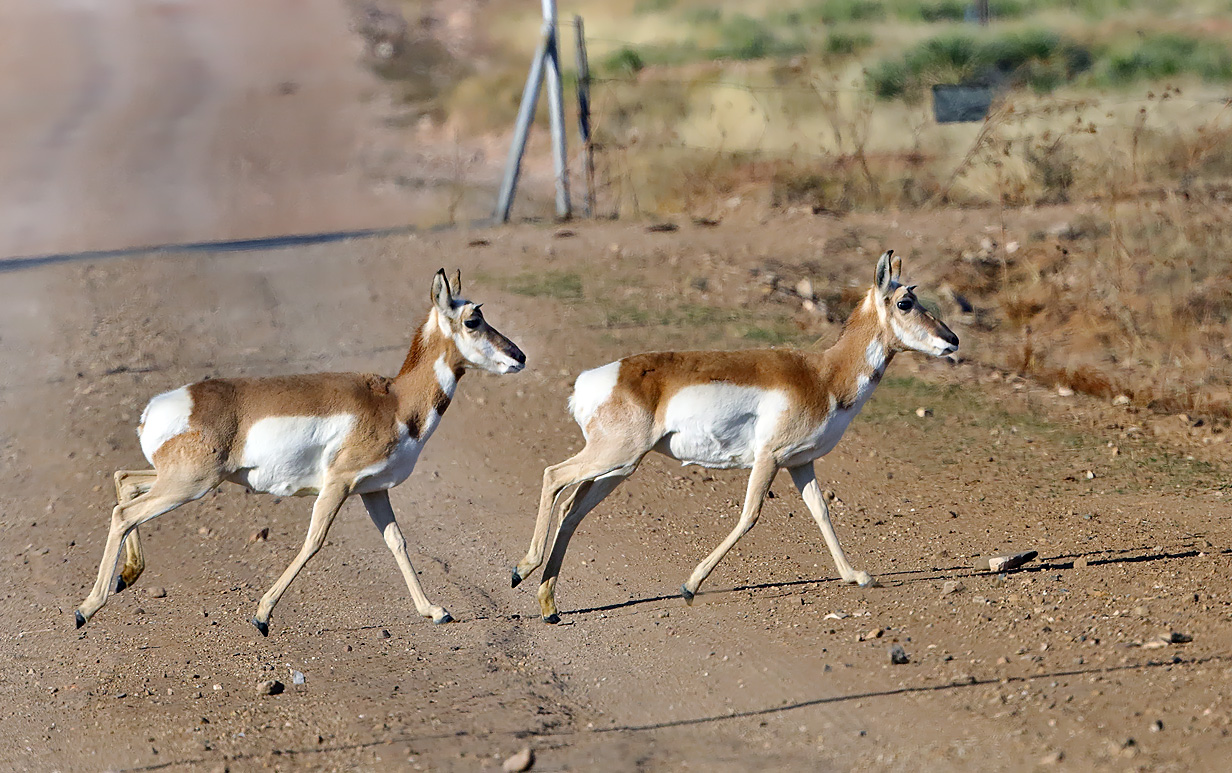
<box><xmin>251</xmin><ymin>481</ymin><xmax>350</xmax><ymax>636</ymax></box>
<box><xmin>360</xmin><ymin>490</ymin><xmax>452</xmax><ymax>624</ymax></box>
<box><xmin>788</xmin><ymin>463</ymin><xmax>874</xmax><ymax>587</ymax></box>
<box><xmin>682</xmin><ymin>456</ymin><xmax>778</xmax><ymax>604</ymax></box>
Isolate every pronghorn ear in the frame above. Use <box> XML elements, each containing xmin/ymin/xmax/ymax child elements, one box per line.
<box><xmin>874</xmin><ymin>250</ymin><xmax>895</xmax><ymax>297</ymax></box>
<box><xmin>449</xmin><ymin>269</ymin><xmax>462</xmax><ymax>296</ymax></box>
<box><xmin>432</xmin><ymin>269</ymin><xmax>454</xmax><ymax>314</ymax></box>
<box><xmin>890</xmin><ymin>253</ymin><xmax>902</xmax><ymax>283</ymax></box>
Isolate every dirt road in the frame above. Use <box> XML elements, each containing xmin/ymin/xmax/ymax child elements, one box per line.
<box><xmin>2</xmin><ymin>214</ymin><xmax>1231</xmax><ymax>771</ymax></box>
<box><xmin>0</xmin><ymin>0</ymin><xmax>432</xmax><ymax>259</ymax></box>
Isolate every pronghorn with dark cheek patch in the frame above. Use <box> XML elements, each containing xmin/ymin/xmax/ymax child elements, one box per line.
<box><xmin>76</xmin><ymin>269</ymin><xmax>525</xmax><ymax>635</ymax></box>
<box><xmin>512</xmin><ymin>250</ymin><xmax>958</xmax><ymax>623</ymax></box>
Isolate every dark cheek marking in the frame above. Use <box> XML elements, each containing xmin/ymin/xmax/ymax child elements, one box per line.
<box><xmin>453</xmin><ymin>365</ymin><xmax>465</xmax><ymax>380</ymax></box>
<box><xmin>406</xmin><ymin>416</ymin><xmax>422</xmax><ymax>440</ymax></box>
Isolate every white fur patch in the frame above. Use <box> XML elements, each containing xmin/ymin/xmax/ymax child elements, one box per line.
<box><xmin>434</xmin><ymin>353</ymin><xmax>458</xmax><ymax>397</ymax></box>
<box><xmin>569</xmin><ymin>361</ymin><xmax>621</xmax><ymax>436</ymax></box>
<box><xmin>232</xmin><ymin>414</ymin><xmax>356</xmax><ymax>496</ymax></box>
<box><xmin>780</xmin><ymin>376</ymin><xmax>880</xmax><ymax>468</ymax></box>
<box><xmin>138</xmin><ymin>386</ymin><xmax>194</xmax><ymax>464</ymax></box>
<box><xmin>353</xmin><ymin>421</ymin><xmax>425</xmax><ymax>493</ymax></box>
<box><xmin>660</xmin><ymin>384</ymin><xmax>788</xmax><ymax>469</ymax></box>
<box><xmin>865</xmin><ymin>339</ymin><xmax>887</xmax><ymax>375</ymax></box>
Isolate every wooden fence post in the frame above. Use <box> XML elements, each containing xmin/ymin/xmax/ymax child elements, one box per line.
<box><xmin>574</xmin><ymin>16</ymin><xmax>595</xmax><ymax>218</ymax></box>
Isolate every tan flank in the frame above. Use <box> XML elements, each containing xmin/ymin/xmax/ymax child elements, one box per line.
<box><xmin>512</xmin><ymin>250</ymin><xmax>960</xmax><ymax>623</ymax></box>
<box><xmin>77</xmin><ymin>269</ymin><xmax>525</xmax><ymax>635</ymax></box>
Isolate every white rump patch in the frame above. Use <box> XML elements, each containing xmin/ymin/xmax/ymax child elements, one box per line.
<box><xmin>233</xmin><ymin>415</ymin><xmax>356</xmax><ymax>496</ymax></box>
<box><xmin>138</xmin><ymin>386</ymin><xmax>194</xmax><ymax>464</ymax></box>
<box><xmin>569</xmin><ymin>361</ymin><xmax>621</xmax><ymax>436</ymax></box>
<box><xmin>434</xmin><ymin>353</ymin><xmax>458</xmax><ymax>397</ymax></box>
<box><xmin>660</xmin><ymin>384</ymin><xmax>788</xmax><ymax>469</ymax></box>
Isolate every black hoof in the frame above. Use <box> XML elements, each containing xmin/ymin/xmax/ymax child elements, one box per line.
<box><xmin>75</xmin><ymin>610</ymin><xmax>86</xmax><ymax>629</ymax></box>
<box><xmin>542</xmin><ymin>613</ymin><xmax>560</xmax><ymax>625</ymax></box>
<box><xmin>251</xmin><ymin>617</ymin><xmax>269</xmax><ymax>637</ymax></box>
<box><xmin>433</xmin><ymin>612</ymin><xmax>454</xmax><ymax>625</ymax></box>
<box><xmin>681</xmin><ymin>584</ymin><xmax>695</xmax><ymax>605</ymax></box>
<box><xmin>510</xmin><ymin>567</ymin><xmax>523</xmax><ymax>589</ymax></box>
<box><xmin>114</xmin><ymin>577</ymin><xmax>128</xmax><ymax>594</ymax></box>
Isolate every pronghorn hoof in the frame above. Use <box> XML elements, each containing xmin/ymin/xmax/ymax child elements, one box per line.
<box><xmin>680</xmin><ymin>585</ymin><xmax>695</xmax><ymax>606</ymax></box>
<box><xmin>510</xmin><ymin>567</ymin><xmax>523</xmax><ymax>589</ymax></box>
<box><xmin>542</xmin><ymin>613</ymin><xmax>561</xmax><ymax>625</ymax></box>
<box><xmin>75</xmin><ymin>610</ymin><xmax>86</xmax><ymax>629</ymax></box>
<box><xmin>432</xmin><ymin>611</ymin><xmax>454</xmax><ymax>625</ymax></box>
<box><xmin>114</xmin><ymin>577</ymin><xmax>128</xmax><ymax>594</ymax></box>
<box><xmin>251</xmin><ymin>617</ymin><xmax>270</xmax><ymax>637</ymax></box>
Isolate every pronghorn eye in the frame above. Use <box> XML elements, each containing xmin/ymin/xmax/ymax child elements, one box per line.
<box><xmin>896</xmin><ymin>298</ymin><xmax>914</xmax><ymax>312</ymax></box>
<box><xmin>464</xmin><ymin>316</ymin><xmax>482</xmax><ymax>330</ymax></box>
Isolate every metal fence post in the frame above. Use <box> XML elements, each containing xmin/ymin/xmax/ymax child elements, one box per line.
<box><xmin>542</xmin><ymin>0</ymin><xmax>571</xmax><ymax>219</ymax></box>
<box><xmin>495</xmin><ymin>32</ymin><xmax>549</xmax><ymax>223</ymax></box>
<box><xmin>574</xmin><ymin>16</ymin><xmax>595</xmax><ymax>218</ymax></box>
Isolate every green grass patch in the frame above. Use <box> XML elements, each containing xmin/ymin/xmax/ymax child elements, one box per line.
<box><xmin>497</xmin><ymin>270</ymin><xmax>585</xmax><ymax>301</ymax></box>
<box><xmin>1092</xmin><ymin>33</ymin><xmax>1232</xmax><ymax>86</ymax></box>
<box><xmin>825</xmin><ymin>28</ymin><xmax>874</xmax><ymax>57</ymax></box>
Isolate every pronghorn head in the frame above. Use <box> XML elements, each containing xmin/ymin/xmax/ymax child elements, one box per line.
<box><xmin>431</xmin><ymin>269</ymin><xmax>526</xmax><ymax>374</ymax></box>
<box><xmin>873</xmin><ymin>250</ymin><xmax>959</xmax><ymax>357</ymax></box>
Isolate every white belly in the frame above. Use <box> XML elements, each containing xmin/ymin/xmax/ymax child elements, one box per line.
<box><xmin>231</xmin><ymin>415</ymin><xmax>356</xmax><ymax>496</ymax></box>
<box><xmin>352</xmin><ymin>424</ymin><xmax>425</xmax><ymax>493</ymax></box>
<box><xmin>658</xmin><ymin>384</ymin><xmax>787</xmax><ymax>469</ymax></box>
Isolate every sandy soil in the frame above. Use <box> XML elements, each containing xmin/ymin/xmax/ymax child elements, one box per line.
<box><xmin>0</xmin><ymin>0</ymin><xmax>464</xmax><ymax>259</ymax></box>
<box><xmin>2</xmin><ymin>214</ymin><xmax>1231</xmax><ymax>772</ymax></box>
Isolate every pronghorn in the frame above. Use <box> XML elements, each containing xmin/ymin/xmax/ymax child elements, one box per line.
<box><xmin>76</xmin><ymin>269</ymin><xmax>525</xmax><ymax>636</ymax></box>
<box><xmin>512</xmin><ymin>250</ymin><xmax>958</xmax><ymax>623</ymax></box>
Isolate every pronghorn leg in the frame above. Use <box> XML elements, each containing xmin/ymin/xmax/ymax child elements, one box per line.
<box><xmin>788</xmin><ymin>463</ymin><xmax>875</xmax><ymax>588</ymax></box>
<box><xmin>360</xmin><ymin>490</ymin><xmax>453</xmax><ymax>625</ymax></box>
<box><xmin>77</xmin><ymin>468</ymin><xmax>221</xmax><ymax>628</ymax></box>
<box><xmin>251</xmin><ymin>481</ymin><xmax>350</xmax><ymax>636</ymax></box>
<box><xmin>512</xmin><ymin>437</ymin><xmax>645</xmax><ymax>588</ymax></box>
<box><xmin>112</xmin><ymin>470</ymin><xmax>157</xmax><ymax>593</ymax></box>
<box><xmin>537</xmin><ymin>474</ymin><xmax>627</xmax><ymax>623</ymax></box>
<box><xmin>681</xmin><ymin>456</ymin><xmax>778</xmax><ymax>604</ymax></box>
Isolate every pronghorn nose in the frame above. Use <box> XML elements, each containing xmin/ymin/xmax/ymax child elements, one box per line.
<box><xmin>510</xmin><ymin>345</ymin><xmax>526</xmax><ymax>365</ymax></box>
<box><xmin>943</xmin><ymin>328</ymin><xmax>959</xmax><ymax>348</ymax></box>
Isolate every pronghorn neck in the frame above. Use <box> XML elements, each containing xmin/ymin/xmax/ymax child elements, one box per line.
<box><xmin>817</xmin><ymin>289</ymin><xmax>895</xmax><ymax>399</ymax></box>
<box><xmin>393</xmin><ymin>308</ymin><xmax>466</xmax><ymax>427</ymax></box>
<box><xmin>398</xmin><ymin>307</ymin><xmax>465</xmax><ymax>378</ymax></box>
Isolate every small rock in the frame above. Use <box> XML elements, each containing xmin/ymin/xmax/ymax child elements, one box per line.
<box><xmin>502</xmin><ymin>745</ymin><xmax>534</xmax><ymax>772</ymax></box>
<box><xmin>256</xmin><ymin>680</ymin><xmax>284</xmax><ymax>696</ymax></box>
<box><xmin>1150</xmin><ymin>719</ymin><xmax>1164</xmax><ymax>733</ymax></box>
<box><xmin>380</xmin><ymin>629</ymin><xmax>391</xmax><ymax>639</ymax></box>
<box><xmin>823</xmin><ymin>612</ymin><xmax>849</xmax><ymax>620</ymax></box>
<box><xmin>248</xmin><ymin>528</ymin><xmax>269</xmax><ymax>544</ymax></box>
<box><xmin>1113</xmin><ymin>394</ymin><xmax>1131</xmax><ymax>406</ymax></box>
<box><xmin>795</xmin><ymin>278</ymin><xmax>815</xmax><ymax>301</ymax></box>
<box><xmin>1039</xmin><ymin>750</ymin><xmax>1063</xmax><ymax>765</ymax></box>
<box><xmin>145</xmin><ymin>586</ymin><xmax>167</xmax><ymax>598</ymax></box>
<box><xmin>859</xmin><ymin>628</ymin><xmax>883</xmax><ymax>642</ymax></box>
<box><xmin>291</xmin><ymin>670</ymin><xmax>305</xmax><ymax>685</ymax></box>
<box><xmin>974</xmin><ymin>550</ymin><xmax>1038</xmax><ymax>573</ymax></box>
<box><xmin>1085</xmin><ymin>470</ymin><xmax>1096</xmax><ymax>480</ymax></box>
<box><xmin>1168</xmin><ymin>631</ymin><xmax>1192</xmax><ymax>644</ymax></box>
<box><xmin>655</xmin><ymin>610</ymin><xmax>670</xmax><ymax>619</ymax></box>
<box><xmin>1056</xmin><ymin>385</ymin><xmax>1074</xmax><ymax>397</ymax></box>
<box><xmin>915</xmin><ymin>407</ymin><xmax>932</xmax><ymax>418</ymax></box>
<box><xmin>889</xmin><ymin>644</ymin><xmax>909</xmax><ymax>665</ymax></box>
<box><xmin>1073</xmin><ymin>557</ymin><xmax>1089</xmax><ymax>570</ymax></box>
<box><xmin>941</xmin><ymin>580</ymin><xmax>964</xmax><ymax>597</ymax></box>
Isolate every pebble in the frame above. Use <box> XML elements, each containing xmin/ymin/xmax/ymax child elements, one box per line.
<box><xmin>256</xmin><ymin>680</ymin><xmax>284</xmax><ymax>696</ymax></box>
<box><xmin>941</xmin><ymin>580</ymin><xmax>964</xmax><ymax>596</ymax></box>
<box><xmin>1039</xmin><ymin>750</ymin><xmax>1063</xmax><ymax>765</ymax></box>
<box><xmin>502</xmin><ymin>745</ymin><xmax>534</xmax><ymax>772</ymax></box>
<box><xmin>248</xmin><ymin>528</ymin><xmax>269</xmax><ymax>544</ymax></box>
<box><xmin>889</xmin><ymin>644</ymin><xmax>909</xmax><ymax>665</ymax></box>
<box><xmin>858</xmin><ymin>628</ymin><xmax>883</xmax><ymax>642</ymax></box>
<box><xmin>915</xmin><ymin>407</ymin><xmax>932</xmax><ymax>418</ymax></box>
<box><xmin>145</xmin><ymin>586</ymin><xmax>167</xmax><ymax>598</ymax></box>
<box><xmin>291</xmin><ymin>670</ymin><xmax>306</xmax><ymax>685</ymax></box>
<box><xmin>380</xmin><ymin>629</ymin><xmax>391</xmax><ymax>639</ymax></box>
